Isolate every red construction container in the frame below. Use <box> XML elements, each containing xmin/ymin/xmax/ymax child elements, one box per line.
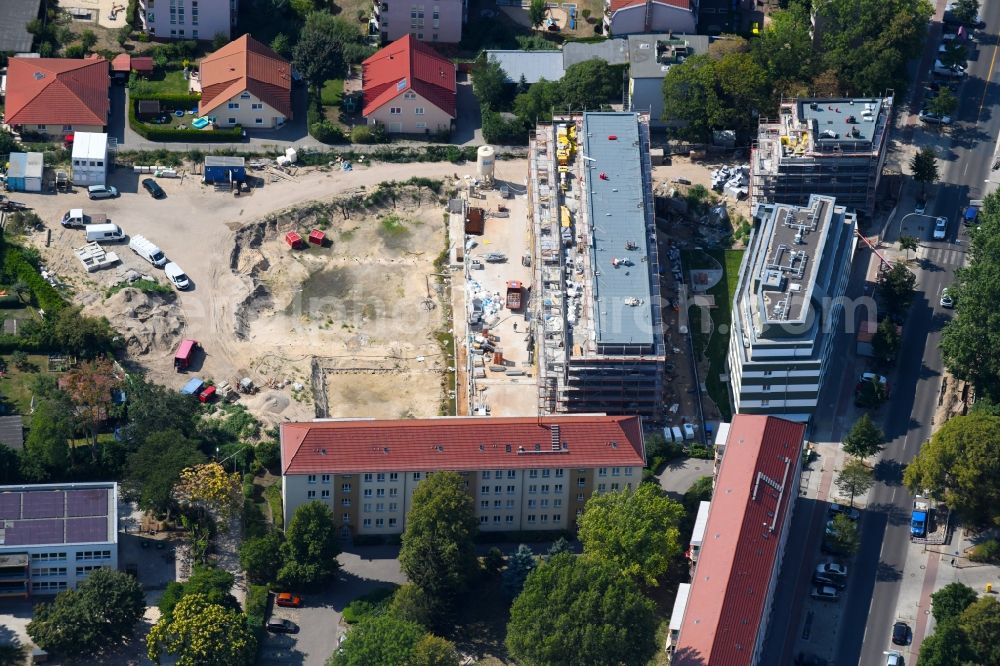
<box><xmin>198</xmin><ymin>385</ymin><xmax>217</xmax><ymax>403</ymax></box>
<box><xmin>174</xmin><ymin>338</ymin><xmax>199</xmax><ymax>371</ymax></box>
<box><xmin>285</xmin><ymin>231</ymin><xmax>303</xmax><ymax>249</ymax></box>
<box><xmin>493</xmin><ymin>351</ymin><xmax>504</xmax><ymax>365</ymax></box>
<box><xmin>309</xmin><ymin>229</ymin><xmax>325</xmax><ymax>245</ymax></box>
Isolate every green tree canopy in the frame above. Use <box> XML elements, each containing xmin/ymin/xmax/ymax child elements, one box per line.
<box><xmin>506</xmin><ymin>554</ymin><xmax>657</xmax><ymax>666</ymax></box>
<box><xmin>951</xmin><ymin>0</ymin><xmax>980</xmax><ymax>22</ymax></box>
<box><xmin>825</xmin><ymin>513</ymin><xmax>860</xmax><ymax>555</ymax></box>
<box><xmin>872</xmin><ymin>316</ymin><xmax>902</xmax><ymax>365</ymax></box>
<box><xmin>750</xmin><ymin>6</ymin><xmax>814</xmax><ymax>86</ymax></box>
<box><xmin>577</xmin><ymin>483</ymin><xmax>684</xmax><ymax>586</ymax></box>
<box><xmin>411</xmin><ymin>634</ymin><xmax>461</xmax><ymax>666</ymax></box>
<box><xmin>399</xmin><ymin>471</ymin><xmax>478</xmax><ymax>621</ymax></box>
<box><xmin>279</xmin><ymin>501</ymin><xmax>341</xmax><ymax>587</ymax></box>
<box><xmin>125</xmin><ymin>429</ymin><xmax>206</xmax><ymax>516</ymax></box>
<box><xmin>292</xmin><ymin>12</ymin><xmax>346</xmax><ymax>93</ymax></box>
<box><xmin>904</xmin><ymin>413</ymin><xmax>1000</xmax><ymax>526</ymax></box>
<box><xmin>239</xmin><ymin>530</ymin><xmax>285</xmax><ymax>584</ymax></box>
<box><xmin>27</xmin><ymin>569</ymin><xmax>145</xmax><ymax>657</ymax></box>
<box><xmin>959</xmin><ymin>596</ymin><xmax>1000</xmax><ymax>664</ymax></box>
<box><xmin>879</xmin><ymin>261</ymin><xmax>917</xmax><ymax>316</ymax></box>
<box><xmin>932</xmin><ymin>582</ymin><xmax>980</xmax><ymax>624</ymax></box>
<box><xmin>20</xmin><ymin>398</ymin><xmax>73</xmax><ymax>482</ymax></box>
<box><xmin>910</xmin><ymin>146</ymin><xmax>939</xmax><ymax>194</ymax></box>
<box><xmin>472</xmin><ymin>59</ymin><xmax>510</xmax><ymax>111</ymax></box>
<box><xmin>918</xmin><ymin>619</ymin><xmax>971</xmax><ymax>666</ymax></box>
<box><xmin>501</xmin><ymin>544</ymin><xmax>537</xmax><ymax>597</ymax></box>
<box><xmin>513</xmin><ymin>79</ymin><xmax>560</xmax><ymax>126</ymax></box>
<box><xmin>147</xmin><ymin>593</ymin><xmax>257</xmax><ymax>666</ymax></box>
<box><xmin>835</xmin><ymin>459</ymin><xmax>875</xmax><ymax>507</ymax></box>
<box><xmin>388</xmin><ymin>584</ymin><xmax>436</xmax><ymax>629</ymax></box>
<box><xmin>843</xmin><ymin>413</ymin><xmax>884</xmax><ymax>458</ymax></box>
<box><xmin>528</xmin><ymin>0</ymin><xmax>547</xmax><ymax>26</ymax></box>
<box><xmin>159</xmin><ymin>565</ymin><xmax>239</xmax><ymax>622</ymax></box>
<box><xmin>559</xmin><ymin>60</ymin><xmax>623</xmax><ymax>111</ymax></box>
<box><xmin>327</xmin><ymin>614</ymin><xmax>426</xmax><ymax>666</ymax></box>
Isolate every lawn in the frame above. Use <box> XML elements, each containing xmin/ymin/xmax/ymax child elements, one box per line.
<box><xmin>132</xmin><ymin>69</ymin><xmax>190</xmax><ymax>96</ymax></box>
<box><xmin>683</xmin><ymin>249</ymin><xmax>744</xmax><ymax>421</ymax></box>
<box><xmin>321</xmin><ymin>79</ymin><xmax>344</xmax><ymax>107</ymax></box>
<box><xmin>0</xmin><ymin>353</ymin><xmax>55</xmax><ymax>415</ymax></box>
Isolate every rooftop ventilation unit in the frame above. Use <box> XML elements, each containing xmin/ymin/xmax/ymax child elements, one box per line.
<box><xmin>761</xmin><ymin>269</ymin><xmax>784</xmax><ymax>291</ymax></box>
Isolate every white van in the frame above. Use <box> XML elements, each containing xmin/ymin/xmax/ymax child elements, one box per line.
<box><xmin>84</xmin><ymin>223</ymin><xmax>125</xmax><ymax>242</ymax></box>
<box><xmin>164</xmin><ymin>262</ymin><xmax>190</xmax><ymax>290</ymax></box>
<box><xmin>128</xmin><ymin>235</ymin><xmax>167</xmax><ymax>267</ymax></box>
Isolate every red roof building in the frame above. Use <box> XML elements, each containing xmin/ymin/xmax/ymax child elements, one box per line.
<box><xmin>361</xmin><ymin>35</ymin><xmax>456</xmax><ymax>134</ymax></box>
<box><xmin>198</xmin><ymin>35</ymin><xmax>292</xmax><ymax>128</ymax></box>
<box><xmin>280</xmin><ymin>415</ymin><xmax>646</xmax><ymax>535</ymax></box>
<box><xmin>111</xmin><ymin>54</ymin><xmax>155</xmax><ymax>75</ymax></box>
<box><xmin>5</xmin><ymin>57</ymin><xmax>110</xmax><ymax>135</ymax></box>
<box><xmin>672</xmin><ymin>415</ymin><xmax>806</xmax><ymax>666</ymax></box>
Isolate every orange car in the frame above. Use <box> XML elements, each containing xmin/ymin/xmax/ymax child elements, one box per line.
<box><xmin>275</xmin><ymin>592</ymin><xmax>302</xmax><ymax>608</ymax></box>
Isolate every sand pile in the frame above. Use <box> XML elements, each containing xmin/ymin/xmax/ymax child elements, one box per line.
<box><xmin>94</xmin><ymin>288</ymin><xmax>185</xmax><ymax>355</ymax></box>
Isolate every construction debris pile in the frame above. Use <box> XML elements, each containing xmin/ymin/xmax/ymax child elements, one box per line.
<box><xmin>711</xmin><ymin>164</ymin><xmax>749</xmax><ymax>199</ymax></box>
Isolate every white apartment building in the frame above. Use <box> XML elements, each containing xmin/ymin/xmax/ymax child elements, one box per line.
<box><xmin>139</xmin><ymin>0</ymin><xmax>237</xmax><ymax>41</ymax></box>
<box><xmin>280</xmin><ymin>415</ymin><xmax>646</xmax><ymax>537</ymax></box>
<box><xmin>727</xmin><ymin>195</ymin><xmax>857</xmax><ymax>422</ymax></box>
<box><xmin>0</xmin><ymin>482</ymin><xmax>119</xmax><ymax>597</ymax></box>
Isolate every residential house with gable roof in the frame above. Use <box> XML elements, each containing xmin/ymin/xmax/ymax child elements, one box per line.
<box><xmin>197</xmin><ymin>34</ymin><xmax>292</xmax><ymax>129</ymax></box>
<box><xmin>5</xmin><ymin>56</ymin><xmax>110</xmax><ymax>139</ymax></box>
<box><xmin>362</xmin><ymin>35</ymin><xmax>456</xmax><ymax>135</ymax></box>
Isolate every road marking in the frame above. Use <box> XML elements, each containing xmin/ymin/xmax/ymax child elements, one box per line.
<box><xmin>978</xmin><ymin>41</ymin><xmax>1000</xmax><ymax>123</ymax></box>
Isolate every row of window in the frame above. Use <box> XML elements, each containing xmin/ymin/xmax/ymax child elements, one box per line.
<box><xmin>227</xmin><ymin>102</ymin><xmax>265</xmax><ymax>110</ymax></box>
<box><xmin>480</xmin><ymin>499</ymin><xmax>563</xmax><ymax>510</ymax></box>
<box><xmin>33</xmin><ymin>125</ymin><xmax>76</xmax><ymax>132</ymax></box>
<box><xmin>389</xmin><ymin>107</ymin><xmax>425</xmax><ymax>115</ymax></box>
<box><xmin>361</xmin><ymin>517</ymin><xmax>398</xmax><ymax>528</ymax></box>
<box><xmin>479</xmin><ymin>514</ymin><xmax>562</xmax><ymax>525</ymax></box>
<box><xmin>72</xmin><ymin>160</ymin><xmax>104</xmax><ymax>167</ymax></box>
<box><xmin>32</xmin><ymin>565</ymin><xmax>108</xmax><ymax>578</ymax></box>
<box><xmin>33</xmin><ymin>581</ymin><xmax>68</xmax><ymax>592</ymax></box>
<box><xmin>30</xmin><ymin>551</ymin><xmax>111</xmax><ymax>562</ymax></box>
<box><xmin>480</xmin><ymin>484</ymin><xmax>564</xmax><ymax>495</ymax></box>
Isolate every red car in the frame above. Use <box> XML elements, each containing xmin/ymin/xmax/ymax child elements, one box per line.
<box><xmin>275</xmin><ymin>592</ymin><xmax>302</xmax><ymax>608</ymax></box>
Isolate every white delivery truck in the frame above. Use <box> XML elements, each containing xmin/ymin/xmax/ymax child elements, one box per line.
<box><xmin>84</xmin><ymin>223</ymin><xmax>125</xmax><ymax>242</ymax></box>
<box><xmin>128</xmin><ymin>235</ymin><xmax>167</xmax><ymax>267</ymax></box>
<box><xmin>164</xmin><ymin>262</ymin><xmax>190</xmax><ymax>290</ymax></box>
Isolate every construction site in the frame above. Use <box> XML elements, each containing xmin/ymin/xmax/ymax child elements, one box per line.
<box><xmin>528</xmin><ymin>112</ymin><xmax>666</xmax><ymax>421</ymax></box>
<box><xmin>751</xmin><ymin>96</ymin><xmax>894</xmax><ymax>218</ymax></box>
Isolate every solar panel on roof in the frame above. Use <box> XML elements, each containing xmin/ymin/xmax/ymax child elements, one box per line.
<box><xmin>0</xmin><ymin>492</ymin><xmax>21</xmax><ymax>519</ymax></box>
<box><xmin>66</xmin><ymin>489</ymin><xmax>109</xmax><ymax>517</ymax></box>
<box><xmin>22</xmin><ymin>491</ymin><xmax>65</xmax><ymax>519</ymax></box>
<box><xmin>66</xmin><ymin>517</ymin><xmax>107</xmax><ymax>543</ymax></box>
<box><xmin>6</xmin><ymin>518</ymin><xmax>64</xmax><ymax>546</ymax></box>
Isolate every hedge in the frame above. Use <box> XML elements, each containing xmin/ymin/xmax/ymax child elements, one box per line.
<box><xmin>128</xmin><ymin>98</ymin><xmax>244</xmax><ymax>142</ymax></box>
<box><xmin>131</xmin><ymin>92</ymin><xmax>202</xmax><ymax>106</ymax></box>
<box><xmin>245</xmin><ymin>584</ymin><xmax>269</xmax><ymax>628</ymax></box>
<box><xmin>0</xmin><ymin>242</ymin><xmax>66</xmax><ymax>314</ymax></box>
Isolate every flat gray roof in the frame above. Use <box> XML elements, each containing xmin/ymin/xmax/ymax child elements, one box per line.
<box><xmin>563</xmin><ymin>39</ymin><xmax>629</xmax><ymax>69</ymax></box>
<box><xmin>487</xmin><ymin>50</ymin><xmax>565</xmax><ymax>84</ymax></box>
<box><xmin>627</xmin><ymin>34</ymin><xmax>709</xmax><ymax>79</ymax></box>
<box><xmin>798</xmin><ymin>98</ymin><xmax>885</xmax><ymax>145</ymax></box>
<box><xmin>582</xmin><ymin>112</ymin><xmax>655</xmax><ymax>348</ymax></box>
<box><xmin>0</xmin><ymin>0</ymin><xmax>40</xmax><ymax>53</ymax></box>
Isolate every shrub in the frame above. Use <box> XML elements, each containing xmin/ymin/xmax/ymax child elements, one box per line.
<box><xmin>342</xmin><ymin>586</ymin><xmax>397</xmax><ymax>624</ymax></box>
<box><xmin>1</xmin><ymin>242</ymin><xmax>66</xmax><ymax>314</ymax></box>
<box><xmin>351</xmin><ymin>125</ymin><xmax>375</xmax><ymax>144</ymax></box>
<box><xmin>970</xmin><ymin>539</ymin><xmax>1000</xmax><ymax>563</ymax></box>
<box><xmin>581</xmin><ymin>8</ymin><xmax>591</xmax><ymax>18</ymax></box>
<box><xmin>64</xmin><ymin>44</ymin><xmax>86</xmax><ymax>59</ymax></box>
<box><xmin>245</xmin><ymin>584</ymin><xmax>268</xmax><ymax>628</ymax></box>
<box><xmin>311</xmin><ymin>121</ymin><xmax>346</xmax><ymax>144</ymax></box>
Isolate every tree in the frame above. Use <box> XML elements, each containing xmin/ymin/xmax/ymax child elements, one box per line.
<box><xmin>559</xmin><ymin>60</ymin><xmax>623</xmax><ymax>111</ymax></box>
<box><xmin>279</xmin><ymin>501</ymin><xmax>341</xmax><ymax>587</ymax></box>
<box><xmin>21</xmin><ymin>398</ymin><xmax>72</xmax><ymax>481</ymax></box>
<box><xmin>899</xmin><ymin>235</ymin><xmax>918</xmax><ymax>262</ymax></box>
<box><xmin>750</xmin><ymin>6</ymin><xmax>814</xmax><ymax>85</ymax></box>
<box><xmin>80</xmin><ymin>30</ymin><xmax>97</xmax><ymax>52</ymax></box>
<box><xmin>211</xmin><ymin>32</ymin><xmax>229</xmax><ymax>50</ymax></box>
<box><xmin>951</xmin><ymin>0</ymin><xmax>980</xmax><ymax>23</ymax></box>
<box><xmin>959</xmin><ymin>596</ymin><xmax>1000</xmax><ymax>665</ymax></box>
<box><xmin>932</xmin><ymin>582</ymin><xmax>979</xmax><ymax>624</ymax></box>
<box><xmin>483</xmin><ymin>547</ymin><xmax>505</xmax><ymax>576</ymax></box>
<box><xmin>0</xmin><ymin>443</ymin><xmax>20</xmax><ymax>484</ymax></box>
<box><xmin>410</xmin><ymin>634</ymin><xmax>460</xmax><ymax>666</ymax></box>
<box><xmin>513</xmin><ymin>79</ymin><xmax>560</xmax><ymax>125</ymax></box>
<box><xmin>124</xmin><ymin>376</ymin><xmax>201</xmax><ymax>446</ymax></box>
<box><xmin>904</xmin><ymin>414</ymin><xmax>1000</xmax><ymax>526</ymax></box>
<box><xmin>506</xmin><ymin>554</ymin><xmax>657</xmax><ymax>666</ymax></box>
<box><xmin>49</xmin><ymin>306</ymin><xmax>116</xmax><ymax>358</ymax></box>
<box><xmin>835</xmin><ymin>459</ymin><xmax>875</xmax><ymax>507</ymax></box>
<box><xmin>174</xmin><ymin>463</ymin><xmax>242</xmax><ymax>521</ymax></box>
<box><xmin>842</xmin><ymin>413</ymin><xmax>884</xmax><ymax>458</ymax></box>
<box><xmin>61</xmin><ymin>358</ymin><xmax>121</xmax><ymax>450</ymax></box>
<box><xmin>0</xmin><ymin>129</ymin><xmax>20</xmax><ymax>156</ymax></box>
<box><xmin>928</xmin><ymin>87</ymin><xmax>959</xmax><ymax>119</ymax></box>
<box><xmin>707</xmin><ymin>34</ymin><xmax>749</xmax><ymax>59</ymax></box>
<box><xmin>239</xmin><ymin>530</ymin><xmax>285</xmax><ymax>584</ymax></box>
<box><xmin>879</xmin><ymin>261</ymin><xmax>916</xmax><ymax>315</ymax></box>
<box><xmin>528</xmin><ymin>0</ymin><xmax>547</xmax><ymax>27</ymax></box>
<box><xmin>327</xmin><ymin>614</ymin><xmax>426</xmax><ymax>666</ymax></box>
<box><xmin>501</xmin><ymin>544</ymin><xmax>536</xmax><ymax>597</ymax></box>
<box><xmin>147</xmin><ymin>594</ymin><xmax>257</xmax><ymax>666</ymax></box>
<box><xmin>910</xmin><ymin>146</ymin><xmax>939</xmax><ymax>196</ymax></box>
<box><xmin>871</xmin><ymin>316</ymin><xmax>901</xmax><ymax>366</ymax></box>
<box><xmin>825</xmin><ymin>513</ymin><xmax>860</xmax><ymax>555</ymax></box>
<box><xmin>577</xmin><ymin>483</ymin><xmax>684</xmax><ymax>586</ymax></box>
<box><xmin>473</xmin><ymin>59</ymin><xmax>509</xmax><ymax>111</ymax></box>
<box><xmin>918</xmin><ymin>622</ymin><xmax>971</xmax><ymax>666</ymax></box>
<box><xmin>293</xmin><ymin>12</ymin><xmax>346</xmax><ymax>97</ymax></box>
<box><xmin>547</xmin><ymin>537</ymin><xmax>573</xmax><ymax>559</ymax></box>
<box><xmin>399</xmin><ymin>471</ymin><xmax>478</xmax><ymax>620</ymax></box>
<box><xmin>126</xmin><ymin>430</ymin><xmax>205</xmax><ymax>517</ymax></box>
<box><xmin>388</xmin><ymin>584</ymin><xmax>436</xmax><ymax>629</ymax></box>
<box><xmin>28</xmin><ymin>569</ymin><xmax>145</xmax><ymax>657</ymax></box>
<box><xmin>812</xmin><ymin>68</ymin><xmax>843</xmax><ymax>97</ymax></box>
<box><xmin>159</xmin><ymin>565</ymin><xmax>239</xmax><ymax>622</ymax></box>
<box><xmin>270</xmin><ymin>33</ymin><xmax>292</xmax><ymax>58</ymax></box>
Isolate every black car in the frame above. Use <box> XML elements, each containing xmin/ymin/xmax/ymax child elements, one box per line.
<box><xmin>892</xmin><ymin>621</ymin><xmax>910</xmax><ymax>646</ymax></box>
<box><xmin>142</xmin><ymin>178</ymin><xmax>166</xmax><ymax>199</ymax></box>
<box><xmin>265</xmin><ymin>618</ymin><xmax>299</xmax><ymax>634</ymax></box>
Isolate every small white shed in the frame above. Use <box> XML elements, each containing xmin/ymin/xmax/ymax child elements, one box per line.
<box><xmin>71</xmin><ymin>132</ymin><xmax>109</xmax><ymax>186</ymax></box>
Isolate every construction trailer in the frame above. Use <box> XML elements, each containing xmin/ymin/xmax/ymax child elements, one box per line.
<box><xmin>202</xmin><ymin>156</ymin><xmax>246</xmax><ymax>185</ymax></box>
<box><xmin>6</xmin><ymin>152</ymin><xmax>43</xmax><ymax>192</ymax></box>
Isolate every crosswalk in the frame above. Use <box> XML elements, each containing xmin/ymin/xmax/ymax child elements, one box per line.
<box><xmin>918</xmin><ymin>244</ymin><xmax>967</xmax><ymax>267</ymax></box>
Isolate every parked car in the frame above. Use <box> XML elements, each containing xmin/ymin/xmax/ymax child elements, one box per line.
<box><xmin>829</xmin><ymin>503</ymin><xmax>860</xmax><ymax>521</ymax></box>
<box><xmin>940</xmin><ymin>288</ymin><xmax>954</xmax><ymax>308</ymax></box>
<box><xmin>915</xmin><ymin>199</ymin><xmax>927</xmax><ymax>215</ymax></box>
<box><xmin>810</xmin><ymin>585</ymin><xmax>840</xmax><ymax>602</ymax></box>
<box><xmin>918</xmin><ymin>110</ymin><xmax>953</xmax><ymax>125</ymax></box>
<box><xmin>963</xmin><ymin>205</ymin><xmax>979</xmax><ymax>226</ymax></box>
<box><xmin>857</xmin><ymin>372</ymin><xmax>889</xmax><ymax>397</ymax></box>
<box><xmin>87</xmin><ymin>185</ymin><xmax>119</xmax><ymax>200</ymax></box>
<box><xmin>885</xmin><ymin>650</ymin><xmax>903</xmax><ymax>666</ymax></box>
<box><xmin>816</xmin><ymin>562</ymin><xmax>848</xmax><ymax>578</ymax></box>
<box><xmin>164</xmin><ymin>262</ymin><xmax>190</xmax><ymax>290</ymax></box>
<box><xmin>142</xmin><ymin>178</ymin><xmax>166</xmax><ymax>199</ymax></box>
<box><xmin>933</xmin><ymin>216</ymin><xmax>948</xmax><ymax>239</ymax></box>
<box><xmin>892</xmin><ymin>621</ymin><xmax>911</xmax><ymax>646</ymax></box>
<box><xmin>265</xmin><ymin>618</ymin><xmax>299</xmax><ymax>634</ymax></box>
<box><xmin>275</xmin><ymin>592</ymin><xmax>302</xmax><ymax>608</ymax></box>
<box><xmin>933</xmin><ymin>59</ymin><xmax>966</xmax><ymax>77</ymax></box>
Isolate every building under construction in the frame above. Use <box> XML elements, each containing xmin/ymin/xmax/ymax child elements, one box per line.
<box><xmin>529</xmin><ymin>112</ymin><xmax>666</xmax><ymax>420</ymax></box>
<box><xmin>751</xmin><ymin>96</ymin><xmax>893</xmax><ymax>218</ymax></box>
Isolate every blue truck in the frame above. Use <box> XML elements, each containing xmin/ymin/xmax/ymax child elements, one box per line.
<box><xmin>910</xmin><ymin>497</ymin><xmax>931</xmax><ymax>539</ymax></box>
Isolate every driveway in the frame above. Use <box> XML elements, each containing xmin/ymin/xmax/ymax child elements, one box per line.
<box><xmin>658</xmin><ymin>456</ymin><xmax>713</xmax><ymax>500</ymax></box>
<box><xmin>452</xmin><ymin>72</ymin><xmax>483</xmax><ymax>146</ymax></box>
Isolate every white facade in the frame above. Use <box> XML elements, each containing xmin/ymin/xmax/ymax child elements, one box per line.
<box><xmin>71</xmin><ymin>132</ymin><xmax>109</xmax><ymax>186</ymax></box>
<box><xmin>139</xmin><ymin>0</ymin><xmax>237</xmax><ymax>41</ymax></box>
<box><xmin>205</xmin><ymin>90</ymin><xmax>287</xmax><ymax>129</ymax></box>
<box><xmin>0</xmin><ymin>482</ymin><xmax>118</xmax><ymax>597</ymax></box>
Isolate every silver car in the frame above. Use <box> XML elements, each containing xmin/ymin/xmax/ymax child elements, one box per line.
<box><xmin>87</xmin><ymin>185</ymin><xmax>118</xmax><ymax>200</ymax></box>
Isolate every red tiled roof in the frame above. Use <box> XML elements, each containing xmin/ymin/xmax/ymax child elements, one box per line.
<box><xmin>362</xmin><ymin>35</ymin><xmax>456</xmax><ymax>118</ymax></box>
<box><xmin>199</xmin><ymin>34</ymin><xmax>292</xmax><ymax>118</ymax></box>
<box><xmin>608</xmin><ymin>0</ymin><xmax>690</xmax><ymax>12</ymax></box>
<box><xmin>111</xmin><ymin>53</ymin><xmax>130</xmax><ymax>73</ymax></box>
<box><xmin>6</xmin><ymin>57</ymin><xmax>109</xmax><ymax>126</ymax></box>
<box><xmin>673</xmin><ymin>415</ymin><xmax>806</xmax><ymax>666</ymax></box>
<box><xmin>131</xmin><ymin>57</ymin><xmax>155</xmax><ymax>73</ymax></box>
<box><xmin>281</xmin><ymin>415</ymin><xmax>645</xmax><ymax>475</ymax></box>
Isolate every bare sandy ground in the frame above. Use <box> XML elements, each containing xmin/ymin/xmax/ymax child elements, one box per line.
<box><xmin>16</xmin><ymin>158</ymin><xmax>529</xmax><ymax>423</ymax></box>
